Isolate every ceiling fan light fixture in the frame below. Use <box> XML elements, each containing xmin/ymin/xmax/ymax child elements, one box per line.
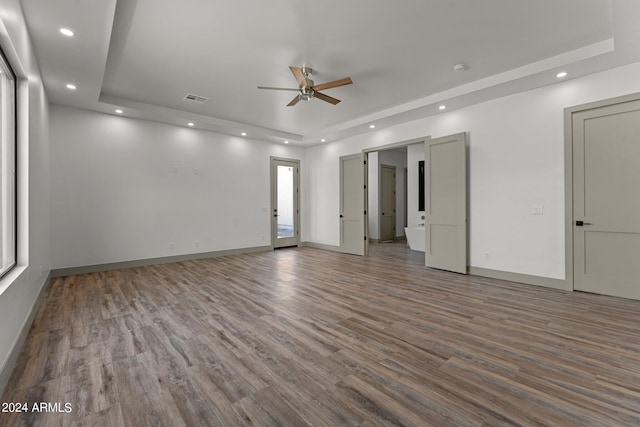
<box><xmin>259</xmin><ymin>66</ymin><xmax>352</xmax><ymax>107</ymax></box>
<box><xmin>300</xmin><ymin>88</ymin><xmax>314</xmax><ymax>102</ymax></box>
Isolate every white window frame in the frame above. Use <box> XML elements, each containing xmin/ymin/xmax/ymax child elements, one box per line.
<box><xmin>0</xmin><ymin>46</ymin><xmax>17</xmax><ymax>278</ymax></box>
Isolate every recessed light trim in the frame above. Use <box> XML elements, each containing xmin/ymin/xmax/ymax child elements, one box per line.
<box><xmin>439</xmin><ymin>105</ymin><xmax>446</xmax><ymax>110</ymax></box>
<box><xmin>59</xmin><ymin>28</ymin><xmax>74</xmax><ymax>37</ymax></box>
<box><xmin>284</xmin><ymin>140</ymin><xmax>289</xmax><ymax>144</ymax></box>
<box><xmin>66</xmin><ymin>83</ymin><xmax>77</xmax><ymax>90</ymax></box>
<box><xmin>369</xmin><ymin>125</ymin><xmax>375</xmax><ymax>129</ymax></box>
<box><xmin>321</xmin><ymin>139</ymin><xmax>326</xmax><ymax>142</ymax></box>
<box><xmin>241</xmin><ymin>132</ymin><xmax>247</xmax><ymax>136</ymax></box>
<box><xmin>187</xmin><ymin>122</ymin><xmax>194</xmax><ymax>127</ymax></box>
<box><xmin>115</xmin><ymin>109</ymin><xmax>123</xmax><ymax>114</ymax></box>
<box><xmin>557</xmin><ymin>71</ymin><xmax>568</xmax><ymax>78</ymax></box>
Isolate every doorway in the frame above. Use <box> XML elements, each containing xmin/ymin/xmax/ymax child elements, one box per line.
<box><xmin>566</xmin><ymin>93</ymin><xmax>640</xmax><ymax>300</ymax></box>
<box><xmin>359</xmin><ymin>134</ymin><xmax>467</xmax><ymax>275</ymax></box>
<box><xmin>380</xmin><ymin>164</ymin><xmax>396</xmax><ymax>242</ymax></box>
<box><xmin>271</xmin><ymin>157</ymin><xmax>300</xmax><ymax>249</ymax></box>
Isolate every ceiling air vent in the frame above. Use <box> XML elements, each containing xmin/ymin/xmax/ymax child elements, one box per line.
<box><xmin>184</xmin><ymin>93</ymin><xmax>209</xmax><ymax>103</ymax></box>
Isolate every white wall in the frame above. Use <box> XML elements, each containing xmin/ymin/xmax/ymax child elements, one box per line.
<box><xmin>306</xmin><ymin>61</ymin><xmax>640</xmax><ymax>280</ymax></box>
<box><xmin>0</xmin><ymin>1</ymin><xmax>51</xmax><ymax>392</ymax></box>
<box><xmin>50</xmin><ymin>106</ymin><xmax>305</xmax><ymax>268</ymax></box>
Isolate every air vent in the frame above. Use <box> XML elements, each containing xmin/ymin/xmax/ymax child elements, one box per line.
<box><xmin>184</xmin><ymin>93</ymin><xmax>209</xmax><ymax>103</ymax></box>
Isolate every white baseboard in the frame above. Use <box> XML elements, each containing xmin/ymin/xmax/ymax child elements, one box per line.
<box><xmin>51</xmin><ymin>245</ymin><xmax>273</xmax><ymax>277</ymax></box>
<box><xmin>468</xmin><ymin>266</ymin><xmax>568</xmax><ymax>290</ymax></box>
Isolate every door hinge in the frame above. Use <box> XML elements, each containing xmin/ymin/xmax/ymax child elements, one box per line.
<box><xmin>364</xmin><ymin>236</ymin><xmax>367</xmax><ymax>240</ymax></box>
<box><xmin>364</xmin><ymin>185</ymin><xmax>367</xmax><ymax>189</ymax></box>
<box><xmin>364</xmin><ymin>210</ymin><xmax>367</xmax><ymax>215</ymax></box>
<box><xmin>364</xmin><ymin>160</ymin><xmax>367</xmax><ymax>165</ymax></box>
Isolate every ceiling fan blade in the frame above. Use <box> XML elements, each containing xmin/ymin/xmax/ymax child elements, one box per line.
<box><xmin>287</xmin><ymin>95</ymin><xmax>301</xmax><ymax>107</ymax></box>
<box><xmin>313</xmin><ymin>77</ymin><xmax>353</xmax><ymax>92</ymax></box>
<box><xmin>257</xmin><ymin>86</ymin><xmax>299</xmax><ymax>91</ymax></box>
<box><xmin>315</xmin><ymin>91</ymin><xmax>341</xmax><ymax>105</ymax></box>
<box><xmin>289</xmin><ymin>66</ymin><xmax>306</xmax><ymax>87</ymax></box>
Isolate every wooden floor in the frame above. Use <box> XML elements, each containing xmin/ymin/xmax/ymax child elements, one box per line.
<box><xmin>2</xmin><ymin>243</ymin><xmax>640</xmax><ymax>426</ymax></box>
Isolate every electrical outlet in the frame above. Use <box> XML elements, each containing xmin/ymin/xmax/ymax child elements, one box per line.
<box><xmin>169</xmin><ymin>242</ymin><xmax>175</xmax><ymax>249</ymax></box>
<box><xmin>532</xmin><ymin>205</ymin><xmax>544</xmax><ymax>215</ymax></box>
<box><xmin>484</xmin><ymin>252</ymin><xmax>490</xmax><ymax>260</ymax></box>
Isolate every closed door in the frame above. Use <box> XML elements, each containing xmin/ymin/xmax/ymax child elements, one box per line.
<box><xmin>425</xmin><ymin>133</ymin><xmax>467</xmax><ymax>274</ymax></box>
<box><xmin>271</xmin><ymin>158</ymin><xmax>299</xmax><ymax>249</ymax></box>
<box><xmin>380</xmin><ymin>165</ymin><xmax>396</xmax><ymax>242</ymax></box>
<box><xmin>572</xmin><ymin>98</ymin><xmax>640</xmax><ymax>299</ymax></box>
<box><xmin>339</xmin><ymin>153</ymin><xmax>366</xmax><ymax>255</ymax></box>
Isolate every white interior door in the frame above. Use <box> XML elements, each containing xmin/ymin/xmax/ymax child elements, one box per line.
<box><xmin>340</xmin><ymin>153</ymin><xmax>366</xmax><ymax>255</ymax></box>
<box><xmin>271</xmin><ymin>158</ymin><xmax>299</xmax><ymax>249</ymax></box>
<box><xmin>572</xmin><ymin>99</ymin><xmax>640</xmax><ymax>299</ymax></box>
<box><xmin>424</xmin><ymin>133</ymin><xmax>467</xmax><ymax>274</ymax></box>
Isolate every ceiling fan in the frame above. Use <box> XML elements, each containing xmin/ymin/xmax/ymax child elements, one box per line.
<box><xmin>258</xmin><ymin>66</ymin><xmax>353</xmax><ymax>106</ymax></box>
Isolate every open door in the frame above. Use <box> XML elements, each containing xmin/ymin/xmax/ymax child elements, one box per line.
<box><xmin>339</xmin><ymin>153</ymin><xmax>366</xmax><ymax>255</ymax></box>
<box><xmin>425</xmin><ymin>133</ymin><xmax>467</xmax><ymax>274</ymax></box>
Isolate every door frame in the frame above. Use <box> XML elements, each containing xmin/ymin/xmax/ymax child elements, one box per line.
<box><xmin>270</xmin><ymin>157</ymin><xmax>300</xmax><ymax>249</ymax></box>
<box><xmin>564</xmin><ymin>91</ymin><xmax>640</xmax><ymax>291</ymax></box>
<box><xmin>363</xmin><ymin>136</ymin><xmax>430</xmax><ymax>255</ymax></box>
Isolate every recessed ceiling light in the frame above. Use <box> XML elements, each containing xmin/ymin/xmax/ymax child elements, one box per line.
<box><xmin>66</xmin><ymin>83</ymin><xmax>77</xmax><ymax>90</ymax></box>
<box><xmin>321</xmin><ymin>139</ymin><xmax>326</xmax><ymax>142</ymax></box>
<box><xmin>115</xmin><ymin>109</ymin><xmax>123</xmax><ymax>114</ymax></box>
<box><xmin>187</xmin><ymin>122</ymin><xmax>194</xmax><ymax>127</ymax></box>
<box><xmin>557</xmin><ymin>71</ymin><xmax>568</xmax><ymax>78</ymax></box>
<box><xmin>439</xmin><ymin>105</ymin><xmax>446</xmax><ymax>110</ymax></box>
<box><xmin>284</xmin><ymin>140</ymin><xmax>289</xmax><ymax>144</ymax></box>
<box><xmin>241</xmin><ymin>132</ymin><xmax>247</xmax><ymax>136</ymax></box>
<box><xmin>369</xmin><ymin>125</ymin><xmax>375</xmax><ymax>129</ymax></box>
<box><xmin>59</xmin><ymin>28</ymin><xmax>74</xmax><ymax>37</ymax></box>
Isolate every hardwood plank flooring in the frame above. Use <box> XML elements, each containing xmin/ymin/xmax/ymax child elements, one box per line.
<box><xmin>2</xmin><ymin>243</ymin><xmax>640</xmax><ymax>426</ymax></box>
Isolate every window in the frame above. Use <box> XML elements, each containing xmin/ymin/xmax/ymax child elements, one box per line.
<box><xmin>0</xmin><ymin>48</ymin><xmax>16</xmax><ymax>277</ymax></box>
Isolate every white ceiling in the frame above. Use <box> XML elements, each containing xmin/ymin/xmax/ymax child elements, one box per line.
<box><xmin>20</xmin><ymin>0</ymin><xmax>640</xmax><ymax>145</ymax></box>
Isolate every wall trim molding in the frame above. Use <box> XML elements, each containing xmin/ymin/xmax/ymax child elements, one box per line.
<box><xmin>0</xmin><ymin>271</ymin><xmax>51</xmax><ymax>396</ymax></box>
<box><xmin>469</xmin><ymin>266</ymin><xmax>568</xmax><ymax>291</ymax></box>
<box><xmin>300</xmin><ymin>241</ymin><xmax>341</xmax><ymax>252</ymax></box>
<box><xmin>51</xmin><ymin>246</ymin><xmax>273</xmax><ymax>278</ymax></box>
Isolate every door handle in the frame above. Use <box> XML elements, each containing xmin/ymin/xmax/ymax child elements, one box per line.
<box><xmin>575</xmin><ymin>221</ymin><xmax>593</xmax><ymax>226</ymax></box>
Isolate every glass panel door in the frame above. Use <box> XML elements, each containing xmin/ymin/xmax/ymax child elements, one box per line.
<box><xmin>272</xmin><ymin>159</ymin><xmax>299</xmax><ymax>248</ymax></box>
